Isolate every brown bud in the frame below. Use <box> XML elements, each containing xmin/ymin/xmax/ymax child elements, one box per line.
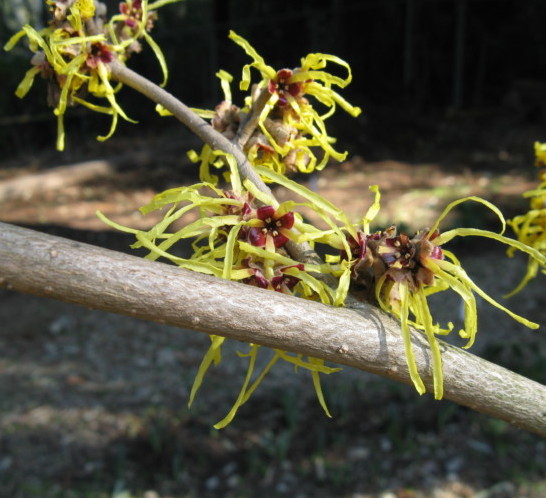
<box><xmin>263</xmin><ymin>118</ymin><xmax>297</xmax><ymax>146</ymax></box>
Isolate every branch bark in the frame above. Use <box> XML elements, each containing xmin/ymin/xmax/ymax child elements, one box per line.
<box><xmin>109</xmin><ymin>61</ymin><xmax>269</xmax><ymax>195</ymax></box>
<box><xmin>1</xmin><ymin>221</ymin><xmax>545</xmax><ymax>437</ymax></box>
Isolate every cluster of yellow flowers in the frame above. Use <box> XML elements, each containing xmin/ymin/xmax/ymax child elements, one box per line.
<box><xmin>4</xmin><ymin>0</ymin><xmax>179</xmax><ymax>150</ymax></box>
<box><xmin>332</xmin><ymin>191</ymin><xmax>543</xmax><ymax>399</ymax></box>
<box><xmin>99</xmin><ymin>155</ymin><xmax>357</xmax><ymax>427</ymax></box>
<box><xmin>184</xmin><ymin>31</ymin><xmax>362</xmax><ymax>182</ymax></box>
<box><xmin>506</xmin><ymin>141</ymin><xmax>546</xmax><ymax>296</ymax></box>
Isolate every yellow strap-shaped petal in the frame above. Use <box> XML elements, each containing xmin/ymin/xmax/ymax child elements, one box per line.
<box><xmin>422</xmin><ymin>257</ymin><xmax>477</xmax><ymax>347</ymax></box>
<box><xmin>214</xmin><ymin>344</ymin><xmax>259</xmax><ymax>429</ymax></box>
<box><xmin>14</xmin><ymin>66</ymin><xmax>41</xmax><ymax>99</ymax></box>
<box><xmin>414</xmin><ymin>291</ymin><xmax>444</xmax><ymax>399</ymax></box>
<box><xmin>300</xmin><ymin>52</ymin><xmax>354</xmax><ymax>86</ymax></box>
<box><xmin>189</xmin><ymin>335</ymin><xmax>225</xmax><ymax>407</ymax></box>
<box><xmin>437</xmin><ymin>227</ymin><xmax>546</xmax><ymax>268</ymax></box>
<box><xmin>435</xmin><ymin>258</ymin><xmax>539</xmax><ymax>330</ymax></box>
<box><xmin>148</xmin><ymin>0</ymin><xmax>183</xmax><ymax>9</ymax></box>
<box><xmin>241</xmin><ymin>352</ymin><xmax>281</xmax><ymax>404</ymax></box>
<box><xmin>362</xmin><ymin>185</ymin><xmax>381</xmax><ymax>233</ymax></box>
<box><xmin>142</xmin><ymin>29</ymin><xmax>169</xmax><ymax>87</ymax></box>
<box><xmin>216</xmin><ymin>69</ymin><xmax>233</xmax><ymax>103</ymax></box>
<box><xmin>4</xmin><ymin>28</ymin><xmax>28</xmax><ymax>51</ymax></box>
<box><xmin>228</xmin><ymin>30</ymin><xmax>276</xmax><ymax>89</ymax></box>
<box><xmin>309</xmin><ymin>357</ymin><xmax>333</xmax><ymax>418</ymax></box>
<box><xmin>429</xmin><ymin>196</ymin><xmax>506</xmax><ymax>240</ymax></box>
<box><xmin>398</xmin><ymin>282</ymin><xmax>427</xmax><ymax>395</ymax></box>
<box><xmin>222</xmin><ymin>224</ymin><xmax>244</xmax><ymax>280</ymax></box>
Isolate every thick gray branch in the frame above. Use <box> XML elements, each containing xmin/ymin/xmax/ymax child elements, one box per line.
<box><xmin>1</xmin><ymin>221</ymin><xmax>545</xmax><ymax>437</ymax></box>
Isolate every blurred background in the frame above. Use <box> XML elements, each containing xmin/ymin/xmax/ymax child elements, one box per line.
<box><xmin>1</xmin><ymin>0</ymin><xmax>545</xmax><ymax>497</ymax></box>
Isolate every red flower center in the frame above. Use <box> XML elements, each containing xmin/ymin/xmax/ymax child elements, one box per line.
<box><xmin>268</xmin><ymin>69</ymin><xmax>304</xmax><ymax>105</ymax></box>
<box><xmin>247</xmin><ymin>206</ymin><xmax>295</xmax><ymax>248</ymax></box>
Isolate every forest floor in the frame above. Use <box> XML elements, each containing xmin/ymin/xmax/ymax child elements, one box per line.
<box><xmin>0</xmin><ymin>109</ymin><xmax>545</xmax><ymax>498</ymax></box>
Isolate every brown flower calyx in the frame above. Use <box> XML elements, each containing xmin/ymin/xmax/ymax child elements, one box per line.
<box><xmin>211</xmin><ymin>101</ymin><xmax>243</xmax><ymax>140</ymax></box>
<box><xmin>343</xmin><ymin>226</ymin><xmax>444</xmax><ymax>298</ymax></box>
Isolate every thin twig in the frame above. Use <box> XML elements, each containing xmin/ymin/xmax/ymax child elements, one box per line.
<box><xmin>109</xmin><ymin>60</ymin><xmax>269</xmax><ymax>195</ymax></box>
<box><xmin>234</xmin><ymin>86</ymin><xmax>272</xmax><ymax>149</ymax></box>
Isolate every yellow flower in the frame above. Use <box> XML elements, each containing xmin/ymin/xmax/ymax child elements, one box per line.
<box><xmin>4</xmin><ymin>0</ymin><xmax>180</xmax><ymax>150</ymax></box>
<box><xmin>230</xmin><ymin>29</ymin><xmax>362</xmax><ymax>171</ymax></box>
<box><xmin>6</xmin><ymin>4</ymin><xmax>127</xmax><ymax>150</ymax></box>
<box><xmin>107</xmin><ymin>0</ymin><xmax>181</xmax><ymax>86</ymax></box>
<box><xmin>340</xmin><ymin>192</ymin><xmax>544</xmax><ymax>399</ymax></box>
<box><xmin>535</xmin><ymin>141</ymin><xmax>546</xmax><ymax>167</ymax></box>
<box><xmin>507</xmin><ymin>208</ymin><xmax>546</xmax><ymax>296</ymax></box>
<box><xmin>186</xmin><ymin>32</ymin><xmax>362</xmax><ymax>182</ymax></box>
<box><xmin>230</xmin><ymin>31</ymin><xmax>361</xmax><ymax>118</ymax></box>
<box><xmin>99</xmin><ymin>152</ymin><xmax>351</xmax><ymax>427</ymax></box>
<box><xmin>73</xmin><ymin>0</ymin><xmax>96</xmax><ymax>19</ymax></box>
<box><xmin>506</xmin><ymin>143</ymin><xmax>546</xmax><ymax>295</ymax></box>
